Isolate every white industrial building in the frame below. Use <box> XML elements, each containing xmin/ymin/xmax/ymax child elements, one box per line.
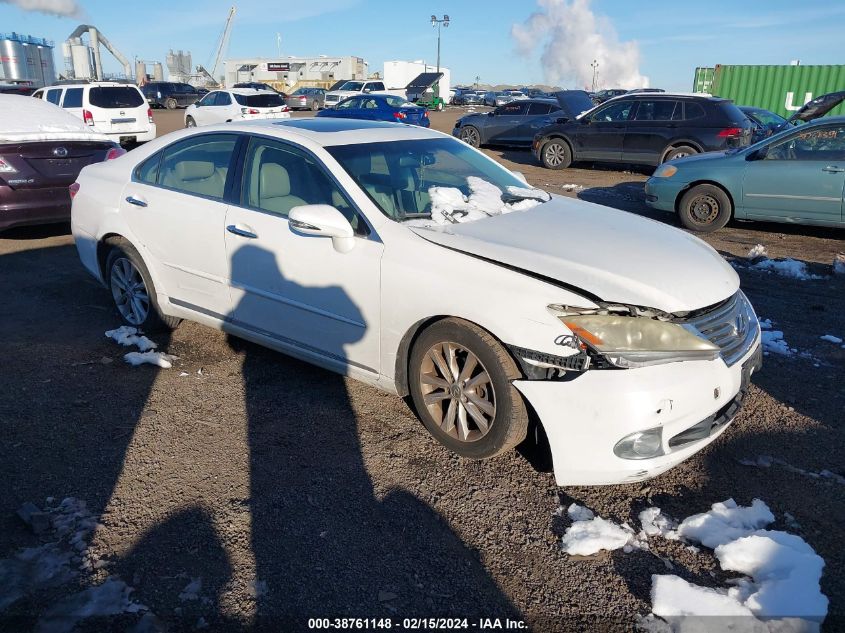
<box><xmin>223</xmin><ymin>56</ymin><xmax>367</xmax><ymax>88</ymax></box>
<box><xmin>383</xmin><ymin>60</ymin><xmax>450</xmax><ymax>95</ymax></box>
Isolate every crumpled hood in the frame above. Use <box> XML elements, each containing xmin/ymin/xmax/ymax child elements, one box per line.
<box><xmin>410</xmin><ymin>197</ymin><xmax>739</xmax><ymax>313</ymax></box>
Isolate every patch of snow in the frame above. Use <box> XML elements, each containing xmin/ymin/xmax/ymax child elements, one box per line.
<box><xmin>560</xmin><ymin>183</ymin><xmax>585</xmax><ymax>192</ymax></box>
<box><xmin>651</xmin><ymin>574</ymin><xmax>754</xmax><ymax>618</ymax></box>
<box><xmin>506</xmin><ymin>185</ymin><xmax>551</xmax><ymax>202</ymax></box>
<box><xmin>819</xmin><ymin>334</ymin><xmax>842</xmax><ymax>344</ymax></box>
<box><xmin>178</xmin><ymin>577</ymin><xmax>202</xmax><ymax>602</ymax></box>
<box><xmin>677</xmin><ymin>499</ymin><xmax>774</xmax><ymax>549</ymax></box>
<box><xmin>761</xmin><ymin>329</ymin><xmax>792</xmax><ymax>356</ymax></box>
<box><xmin>751</xmin><ymin>258</ymin><xmax>823</xmax><ymax>281</ymax></box>
<box><xmin>36</xmin><ymin>578</ymin><xmax>145</xmax><ymax>633</ymax></box>
<box><xmin>423</xmin><ymin>177</ymin><xmax>544</xmax><ymax>226</ymax></box>
<box><xmin>747</xmin><ymin>244</ymin><xmax>768</xmax><ymax>259</ymax></box>
<box><xmin>758</xmin><ymin>319</ymin><xmax>772</xmax><ymax>331</ymax></box>
<box><xmin>833</xmin><ymin>254</ymin><xmax>845</xmax><ymax>275</ymax></box>
<box><xmin>639</xmin><ymin>508</ymin><xmax>680</xmax><ymax>540</ymax></box>
<box><xmin>123</xmin><ymin>351</ymin><xmax>174</xmax><ymax>368</ymax></box>
<box><xmin>0</xmin><ymin>94</ymin><xmax>111</xmax><ymax>143</ymax></box>
<box><xmin>561</xmin><ymin>516</ymin><xmax>635</xmax><ymax>556</ymax></box>
<box><xmin>105</xmin><ymin>326</ymin><xmax>157</xmax><ymax>352</ymax></box>
<box><xmin>566</xmin><ymin>503</ymin><xmax>594</xmax><ymax>522</ymax></box>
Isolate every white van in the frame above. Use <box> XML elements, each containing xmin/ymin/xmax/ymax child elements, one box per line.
<box><xmin>32</xmin><ymin>81</ymin><xmax>156</xmax><ymax>145</ymax></box>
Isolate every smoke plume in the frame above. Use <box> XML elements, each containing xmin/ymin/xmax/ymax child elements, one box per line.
<box><xmin>512</xmin><ymin>0</ymin><xmax>648</xmax><ymax>90</ymax></box>
<box><xmin>0</xmin><ymin>0</ymin><xmax>82</xmax><ymax>18</ymax></box>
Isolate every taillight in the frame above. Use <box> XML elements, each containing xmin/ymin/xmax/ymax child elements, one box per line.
<box><xmin>147</xmin><ymin>107</ymin><xmax>154</xmax><ymax>123</ymax></box>
<box><xmin>423</xmin><ymin>111</ymin><xmax>429</xmax><ymax>118</ymax></box>
<box><xmin>393</xmin><ymin>111</ymin><xmax>407</xmax><ymax>120</ymax></box>
<box><xmin>69</xmin><ymin>182</ymin><xmax>80</xmax><ymax>199</ymax></box>
<box><xmin>282</xmin><ymin>106</ymin><xmax>290</xmax><ymax>112</ymax></box>
<box><xmin>82</xmin><ymin>109</ymin><xmax>94</xmax><ymax>126</ymax></box>
<box><xmin>106</xmin><ymin>147</ymin><xmax>127</xmax><ymax>161</ymax></box>
<box><xmin>717</xmin><ymin>127</ymin><xmax>743</xmax><ymax>138</ymax></box>
<box><xmin>248</xmin><ymin>108</ymin><xmax>260</xmax><ymax>115</ymax></box>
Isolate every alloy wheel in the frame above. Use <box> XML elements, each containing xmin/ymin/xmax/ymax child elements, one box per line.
<box><xmin>419</xmin><ymin>342</ymin><xmax>496</xmax><ymax>442</ymax></box>
<box><xmin>544</xmin><ymin>142</ymin><xmax>566</xmax><ymax>167</ymax></box>
<box><xmin>460</xmin><ymin>127</ymin><xmax>480</xmax><ymax>146</ymax></box>
<box><xmin>110</xmin><ymin>257</ymin><xmax>150</xmax><ymax>325</ymax></box>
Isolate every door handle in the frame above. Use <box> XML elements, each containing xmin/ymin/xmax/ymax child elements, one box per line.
<box><xmin>822</xmin><ymin>165</ymin><xmax>845</xmax><ymax>173</ymax></box>
<box><xmin>125</xmin><ymin>195</ymin><xmax>147</xmax><ymax>207</ymax></box>
<box><xmin>226</xmin><ymin>224</ymin><xmax>258</xmax><ymax>239</ymax></box>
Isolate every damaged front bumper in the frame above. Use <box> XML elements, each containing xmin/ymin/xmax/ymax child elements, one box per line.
<box><xmin>515</xmin><ymin>338</ymin><xmax>762</xmax><ymax>486</ymax></box>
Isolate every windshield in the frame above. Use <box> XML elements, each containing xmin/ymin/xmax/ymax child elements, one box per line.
<box><xmin>340</xmin><ymin>81</ymin><xmax>364</xmax><ymax>91</ymax></box>
<box><xmin>234</xmin><ymin>93</ymin><xmax>285</xmax><ymax>107</ymax></box>
<box><xmin>326</xmin><ymin>138</ymin><xmax>546</xmax><ymax>223</ymax></box>
<box><xmin>746</xmin><ymin>108</ymin><xmax>787</xmax><ymax>128</ymax></box>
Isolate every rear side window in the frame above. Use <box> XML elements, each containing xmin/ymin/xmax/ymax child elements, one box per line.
<box><xmin>216</xmin><ymin>92</ymin><xmax>232</xmax><ymax>106</ymax></box>
<box><xmin>89</xmin><ymin>87</ymin><xmax>144</xmax><ymax>109</ymax></box>
<box><xmin>633</xmin><ymin>100</ymin><xmax>678</xmax><ymax>121</ymax></box>
<box><xmin>46</xmin><ymin>89</ymin><xmax>62</xmax><ymax>105</ymax></box>
<box><xmin>135</xmin><ymin>152</ymin><xmax>161</xmax><ymax>184</ymax></box>
<box><xmin>233</xmin><ymin>93</ymin><xmax>285</xmax><ymax>107</ymax></box>
<box><xmin>527</xmin><ymin>102</ymin><xmax>554</xmax><ymax>115</ymax></box>
<box><xmin>158</xmin><ymin>134</ymin><xmax>238</xmax><ymax>200</ymax></box>
<box><xmin>684</xmin><ymin>102</ymin><xmax>706</xmax><ymax>120</ymax></box>
<box><xmin>498</xmin><ymin>102</ymin><xmax>528</xmax><ymax>115</ymax></box>
<box><xmin>62</xmin><ymin>88</ymin><xmax>83</xmax><ymax>108</ymax></box>
<box><xmin>368</xmin><ymin>82</ymin><xmax>385</xmax><ymax>91</ymax></box>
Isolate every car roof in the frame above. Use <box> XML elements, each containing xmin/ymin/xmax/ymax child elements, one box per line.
<box><xmin>223</xmin><ymin>118</ymin><xmax>443</xmax><ymax>146</ymax></box>
<box><xmin>226</xmin><ymin>88</ymin><xmax>278</xmax><ymax>95</ymax></box>
<box><xmin>43</xmin><ymin>81</ymin><xmax>136</xmax><ymax>89</ymax></box>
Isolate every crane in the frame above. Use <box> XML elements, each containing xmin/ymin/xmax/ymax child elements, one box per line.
<box><xmin>209</xmin><ymin>6</ymin><xmax>236</xmax><ymax>86</ymax></box>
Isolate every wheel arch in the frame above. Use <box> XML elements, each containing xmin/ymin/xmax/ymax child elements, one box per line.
<box><xmin>96</xmin><ymin>232</ymin><xmax>129</xmax><ymax>280</ymax></box>
<box><xmin>660</xmin><ymin>139</ymin><xmax>704</xmax><ymax>163</ymax></box>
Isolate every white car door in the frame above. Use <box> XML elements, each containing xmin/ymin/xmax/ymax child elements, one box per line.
<box><xmin>223</xmin><ymin>135</ymin><xmax>383</xmax><ymax>375</ymax></box>
<box><xmin>192</xmin><ymin>91</ymin><xmax>219</xmax><ymax>126</ymax></box>
<box><xmin>119</xmin><ymin>132</ymin><xmax>239</xmax><ymax>318</ymax></box>
<box><xmin>215</xmin><ymin>91</ymin><xmax>240</xmax><ymax>122</ymax></box>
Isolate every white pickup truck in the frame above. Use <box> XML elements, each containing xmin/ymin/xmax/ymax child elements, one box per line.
<box><xmin>322</xmin><ymin>80</ymin><xmax>405</xmax><ymax>109</ymax></box>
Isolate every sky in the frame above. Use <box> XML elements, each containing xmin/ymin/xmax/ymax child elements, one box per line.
<box><xmin>1</xmin><ymin>0</ymin><xmax>842</xmax><ymax>90</ymax></box>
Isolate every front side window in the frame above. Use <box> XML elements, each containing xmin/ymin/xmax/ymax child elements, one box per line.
<box><xmin>326</xmin><ymin>138</ymin><xmax>528</xmax><ymax>221</ymax></box>
<box><xmin>89</xmin><ymin>87</ymin><xmax>144</xmax><ymax>108</ymax></box>
<box><xmin>242</xmin><ymin>137</ymin><xmax>364</xmax><ymax>233</ymax></box>
<box><xmin>197</xmin><ymin>92</ymin><xmax>216</xmax><ymax>106</ymax></box>
<box><xmin>158</xmin><ymin>134</ymin><xmax>238</xmax><ymax>199</ymax></box>
<box><xmin>46</xmin><ymin>89</ymin><xmax>62</xmax><ymax>105</ymax></box>
<box><xmin>766</xmin><ymin>126</ymin><xmax>845</xmax><ymax>161</ymax></box>
<box><xmin>62</xmin><ymin>88</ymin><xmax>83</xmax><ymax>108</ymax></box>
<box><xmin>590</xmin><ymin>100</ymin><xmax>634</xmax><ymax>122</ymax></box>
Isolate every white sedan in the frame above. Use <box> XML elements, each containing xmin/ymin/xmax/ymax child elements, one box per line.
<box><xmin>184</xmin><ymin>88</ymin><xmax>290</xmax><ymax>127</ymax></box>
<box><xmin>70</xmin><ymin>119</ymin><xmax>761</xmax><ymax>486</ymax></box>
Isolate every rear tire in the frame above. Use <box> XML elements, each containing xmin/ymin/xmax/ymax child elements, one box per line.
<box><xmin>408</xmin><ymin>318</ymin><xmax>528</xmax><ymax>460</ymax></box>
<box><xmin>165</xmin><ymin>98</ymin><xmax>177</xmax><ymax>110</ymax></box>
<box><xmin>105</xmin><ymin>239</ymin><xmax>180</xmax><ymax>332</ymax></box>
<box><xmin>311</xmin><ymin>100</ymin><xmax>319</xmax><ymax>111</ymax></box>
<box><xmin>540</xmin><ymin>139</ymin><xmax>572</xmax><ymax>169</ymax></box>
<box><xmin>663</xmin><ymin>145</ymin><xmax>698</xmax><ymax>163</ymax></box>
<box><xmin>678</xmin><ymin>184</ymin><xmax>732</xmax><ymax>232</ymax></box>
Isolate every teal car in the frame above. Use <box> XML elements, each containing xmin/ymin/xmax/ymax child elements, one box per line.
<box><xmin>646</xmin><ymin>107</ymin><xmax>845</xmax><ymax>232</ymax></box>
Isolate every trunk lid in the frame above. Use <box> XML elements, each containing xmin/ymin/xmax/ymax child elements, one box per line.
<box><xmin>0</xmin><ymin>140</ymin><xmax>112</xmax><ymax>189</ymax></box>
<box><xmin>409</xmin><ymin>197</ymin><xmax>739</xmax><ymax>313</ymax></box>
<box><xmin>786</xmin><ymin>90</ymin><xmax>845</xmax><ymax>124</ymax></box>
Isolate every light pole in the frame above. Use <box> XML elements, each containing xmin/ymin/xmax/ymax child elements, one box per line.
<box><xmin>590</xmin><ymin>59</ymin><xmax>599</xmax><ymax>92</ymax></box>
<box><xmin>430</xmin><ymin>14</ymin><xmax>450</xmax><ymax>100</ymax></box>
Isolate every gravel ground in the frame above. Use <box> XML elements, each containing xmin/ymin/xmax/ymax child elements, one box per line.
<box><xmin>0</xmin><ymin>107</ymin><xmax>843</xmax><ymax>632</ymax></box>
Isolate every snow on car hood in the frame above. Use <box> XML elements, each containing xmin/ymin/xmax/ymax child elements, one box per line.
<box><xmin>410</xmin><ymin>197</ymin><xmax>739</xmax><ymax>313</ymax></box>
<box><xmin>0</xmin><ymin>94</ymin><xmax>110</xmax><ymax>143</ymax></box>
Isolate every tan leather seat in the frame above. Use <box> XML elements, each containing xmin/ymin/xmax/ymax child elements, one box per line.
<box><xmin>256</xmin><ymin>163</ymin><xmax>306</xmax><ymax>216</ymax></box>
<box><xmin>163</xmin><ymin>160</ymin><xmax>225</xmax><ymax>197</ymax></box>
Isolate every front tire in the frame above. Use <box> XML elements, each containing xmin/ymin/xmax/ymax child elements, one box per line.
<box><xmin>185</xmin><ymin>116</ymin><xmax>196</xmax><ymax>128</ymax></box>
<box><xmin>105</xmin><ymin>239</ymin><xmax>180</xmax><ymax>332</ymax></box>
<box><xmin>409</xmin><ymin>318</ymin><xmax>528</xmax><ymax>459</ymax></box>
<box><xmin>459</xmin><ymin>125</ymin><xmax>481</xmax><ymax>147</ymax></box>
<box><xmin>540</xmin><ymin>138</ymin><xmax>572</xmax><ymax>169</ymax></box>
<box><xmin>678</xmin><ymin>184</ymin><xmax>732</xmax><ymax>232</ymax></box>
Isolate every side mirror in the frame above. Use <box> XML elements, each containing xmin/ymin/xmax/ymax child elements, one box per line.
<box><xmin>289</xmin><ymin>205</ymin><xmax>355</xmax><ymax>253</ymax></box>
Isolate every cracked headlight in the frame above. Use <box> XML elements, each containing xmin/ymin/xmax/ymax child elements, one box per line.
<box><xmin>562</xmin><ymin>315</ymin><xmax>719</xmax><ymax>368</ymax></box>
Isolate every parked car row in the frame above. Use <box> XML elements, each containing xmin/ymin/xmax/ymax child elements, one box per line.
<box><xmin>184</xmin><ymin>89</ymin><xmax>291</xmax><ymax>127</ymax></box>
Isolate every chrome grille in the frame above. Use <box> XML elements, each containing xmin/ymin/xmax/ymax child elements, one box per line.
<box><xmin>683</xmin><ymin>291</ymin><xmax>759</xmax><ymax>367</ymax></box>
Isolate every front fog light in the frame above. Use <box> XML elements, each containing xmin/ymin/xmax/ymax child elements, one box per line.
<box><xmin>614</xmin><ymin>428</ymin><xmax>664</xmax><ymax>460</ymax></box>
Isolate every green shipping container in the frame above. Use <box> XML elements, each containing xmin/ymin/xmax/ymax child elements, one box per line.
<box><xmin>693</xmin><ymin>67</ymin><xmax>715</xmax><ymax>94</ymax></box>
<box><xmin>708</xmin><ymin>64</ymin><xmax>845</xmax><ymax>119</ymax></box>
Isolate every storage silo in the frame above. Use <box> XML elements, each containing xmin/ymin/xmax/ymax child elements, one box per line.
<box><xmin>152</xmin><ymin>62</ymin><xmax>164</xmax><ymax>81</ymax></box>
<box><xmin>0</xmin><ymin>37</ymin><xmax>27</xmax><ymax>82</ymax></box>
<box><xmin>71</xmin><ymin>44</ymin><xmax>93</xmax><ymax>79</ymax></box>
<box><xmin>136</xmin><ymin>60</ymin><xmax>147</xmax><ymax>83</ymax></box>
<box><xmin>36</xmin><ymin>44</ymin><xmax>55</xmax><ymax>85</ymax></box>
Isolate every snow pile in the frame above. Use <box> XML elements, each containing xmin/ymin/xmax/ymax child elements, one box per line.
<box><xmin>649</xmin><ymin>499</ymin><xmax>828</xmax><ymax>631</ymax></box>
<box><xmin>105</xmin><ymin>326</ymin><xmax>157</xmax><ymax>352</ymax></box>
<box><xmin>560</xmin><ymin>504</ymin><xmax>644</xmax><ymax>555</ymax></box>
<box><xmin>747</xmin><ymin>244</ymin><xmax>768</xmax><ymax>259</ymax></box>
<box><xmin>0</xmin><ymin>94</ymin><xmax>110</xmax><ymax>142</ymax></box>
<box><xmin>751</xmin><ymin>258</ymin><xmax>822</xmax><ymax>281</ymax></box>
<box><xmin>560</xmin><ymin>183</ymin><xmax>585</xmax><ymax>192</ymax></box>
<box><xmin>833</xmin><ymin>254</ymin><xmax>845</xmax><ymax>275</ymax></box>
<box><xmin>819</xmin><ymin>334</ymin><xmax>842</xmax><ymax>345</ymax></box>
<box><xmin>105</xmin><ymin>325</ymin><xmax>175</xmax><ymax>368</ymax></box>
<box><xmin>425</xmin><ymin>177</ymin><xmax>546</xmax><ymax>225</ymax></box>
<box><xmin>761</xmin><ymin>329</ymin><xmax>793</xmax><ymax>356</ymax></box>
<box><xmin>639</xmin><ymin>508</ymin><xmax>679</xmax><ymax>541</ymax></box>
